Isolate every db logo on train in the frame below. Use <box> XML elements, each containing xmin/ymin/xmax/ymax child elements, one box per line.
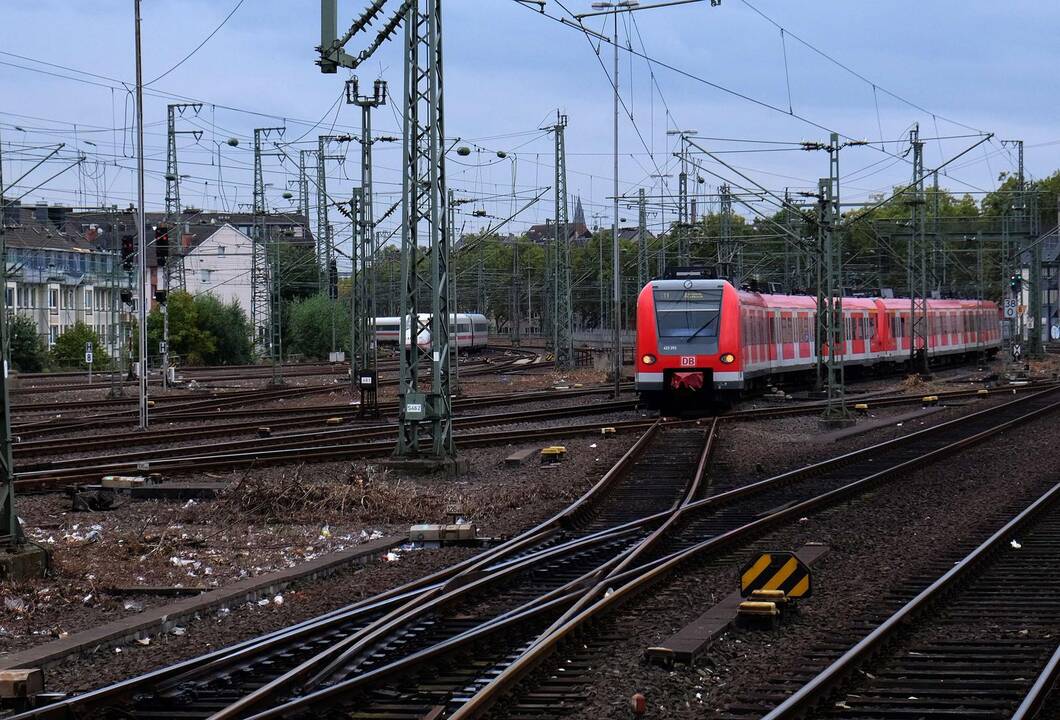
<box><xmin>680</xmin><ymin>356</ymin><xmax>697</xmax><ymax>366</ymax></box>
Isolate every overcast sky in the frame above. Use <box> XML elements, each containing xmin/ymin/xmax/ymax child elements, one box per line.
<box><xmin>2</xmin><ymin>0</ymin><xmax>1058</xmax><ymax>242</ymax></box>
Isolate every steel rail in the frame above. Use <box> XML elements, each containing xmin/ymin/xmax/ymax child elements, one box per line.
<box><xmin>6</xmin><ymin>422</ymin><xmax>666</xmax><ymax>720</ymax></box>
<box><xmin>207</xmin><ymin>422</ymin><xmax>714</xmax><ymax>720</ymax></box>
<box><xmin>446</xmin><ymin>387</ymin><xmax>1060</xmax><ymax>719</ymax></box>
<box><xmin>761</xmin><ymin>480</ymin><xmax>1060</xmax><ymax>720</ymax></box>
<box><xmin>14</xmin><ymin>398</ymin><xmax>637</xmax><ymax>468</ymax></box>
<box><xmin>1013</xmin><ymin>642</ymin><xmax>1060</xmax><ymax>720</ymax></box>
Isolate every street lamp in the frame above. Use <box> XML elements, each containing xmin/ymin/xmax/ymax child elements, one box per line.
<box><xmin>579</xmin><ymin>0</ymin><xmax>639</xmax><ymax>397</ymax></box>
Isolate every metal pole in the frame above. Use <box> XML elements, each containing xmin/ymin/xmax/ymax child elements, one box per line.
<box><xmin>0</xmin><ymin>132</ymin><xmax>22</xmax><ymax>546</ymax></box>
<box><xmin>611</xmin><ymin>9</ymin><xmax>622</xmax><ymax>397</ymax></box>
<box><xmin>134</xmin><ymin>0</ymin><xmax>148</xmax><ymax>430</ymax></box>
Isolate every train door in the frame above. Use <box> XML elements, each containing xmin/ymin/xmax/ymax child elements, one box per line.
<box><xmin>771</xmin><ymin>311</ymin><xmax>781</xmax><ymax>367</ymax></box>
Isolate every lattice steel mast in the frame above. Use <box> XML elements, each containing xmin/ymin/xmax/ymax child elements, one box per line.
<box><xmin>163</xmin><ymin>103</ymin><xmax>201</xmax><ymax>294</ymax></box>
<box><xmin>551</xmin><ymin>113</ymin><xmax>574</xmax><ymax>369</ymax></box>
<box><xmin>818</xmin><ymin>133</ymin><xmax>850</xmax><ymax>425</ymax></box>
<box><xmin>347</xmin><ymin>77</ymin><xmax>387</xmax><ymax>414</ymax></box>
<box><xmin>252</xmin><ymin>126</ymin><xmax>285</xmax><ymax>359</ymax></box>
<box><xmin>397</xmin><ymin>0</ymin><xmax>453</xmax><ymax>460</ymax></box>
<box><xmin>637</xmin><ymin>187</ymin><xmax>648</xmax><ymax>290</ymax></box>
<box><xmin>908</xmin><ymin>126</ymin><xmax>930</xmax><ymax>375</ymax></box>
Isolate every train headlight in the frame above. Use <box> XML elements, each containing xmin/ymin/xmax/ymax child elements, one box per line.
<box><xmin>720</xmin><ymin>353</ymin><xmax>735</xmax><ymax>364</ymax></box>
<box><xmin>641</xmin><ymin>353</ymin><xmax>657</xmax><ymax>365</ymax></box>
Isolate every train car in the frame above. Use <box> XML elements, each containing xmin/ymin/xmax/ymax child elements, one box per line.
<box><xmin>635</xmin><ymin>278</ymin><xmax>1000</xmax><ymax>409</ymax></box>
<box><xmin>374</xmin><ymin>314</ymin><xmax>490</xmax><ymax>351</ymax></box>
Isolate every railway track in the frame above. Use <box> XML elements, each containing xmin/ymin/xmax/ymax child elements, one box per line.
<box><xmin>10</xmin><ymin>350</ymin><xmax>541</xmax><ymax>433</ymax></box>
<box><xmin>14</xmin><ymin>387</ymin><xmax>1060</xmax><ymax>719</ymax></box>
<box><xmin>8</xmin><ymin>421</ymin><xmax>718</xmax><ymax>720</ymax></box>
<box><xmin>12</xmin><ymin>398</ymin><xmax>645</xmax><ymax>490</ymax></box>
<box><xmin>12</xmin><ymin>381</ymin><xmax>1055</xmax><ymax>490</ymax></box>
<box><xmin>12</xmin><ymin>385</ymin><xmax>632</xmax><ymax>457</ymax></box>
<box><xmin>754</xmin><ymin>480</ymin><xmax>1060</xmax><ymax>720</ymax></box>
<box><xmin>447</xmin><ymin>384</ymin><xmax>1060</xmax><ymax>720</ymax></box>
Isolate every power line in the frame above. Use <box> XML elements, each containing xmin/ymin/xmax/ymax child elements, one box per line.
<box><xmin>146</xmin><ymin>0</ymin><xmax>246</xmax><ymax>86</ymax></box>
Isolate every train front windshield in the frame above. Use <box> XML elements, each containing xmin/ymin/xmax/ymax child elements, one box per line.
<box><xmin>654</xmin><ymin>288</ymin><xmax>723</xmax><ymax>348</ymax></box>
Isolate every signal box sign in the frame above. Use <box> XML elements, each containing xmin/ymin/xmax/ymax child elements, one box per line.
<box><xmin>740</xmin><ymin>551</ymin><xmax>812</xmax><ymax>598</ymax></box>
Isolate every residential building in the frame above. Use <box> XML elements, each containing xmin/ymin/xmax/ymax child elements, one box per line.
<box><xmin>183</xmin><ymin>223</ymin><xmax>253</xmax><ymax>312</ymax></box>
<box><xmin>2</xmin><ymin>200</ymin><xmax>122</xmax><ymax>353</ymax></box>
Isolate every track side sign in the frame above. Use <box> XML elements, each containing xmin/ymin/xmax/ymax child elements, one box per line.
<box><xmin>740</xmin><ymin>551</ymin><xmax>812</xmax><ymax>598</ymax></box>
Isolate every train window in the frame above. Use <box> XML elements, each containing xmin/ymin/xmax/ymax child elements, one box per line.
<box><xmin>457</xmin><ymin>323</ymin><xmax>470</xmax><ymax>333</ymax></box>
<box><xmin>653</xmin><ymin>288</ymin><xmax>723</xmax><ymax>340</ymax></box>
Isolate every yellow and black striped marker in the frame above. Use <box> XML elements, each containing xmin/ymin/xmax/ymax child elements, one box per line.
<box><xmin>739</xmin><ymin>551</ymin><xmax>812</xmax><ymax>598</ymax></box>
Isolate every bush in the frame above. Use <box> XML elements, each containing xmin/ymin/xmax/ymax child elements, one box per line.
<box><xmin>286</xmin><ymin>294</ymin><xmax>349</xmax><ymax>360</ymax></box>
<box><xmin>8</xmin><ymin>314</ymin><xmax>48</xmax><ymax>372</ymax></box>
<box><xmin>146</xmin><ymin>291</ymin><xmax>216</xmax><ymax>366</ymax></box>
<box><xmin>51</xmin><ymin>322</ymin><xmax>110</xmax><ymax>369</ymax></box>
<box><xmin>193</xmin><ymin>294</ymin><xmax>253</xmax><ymax>365</ymax></box>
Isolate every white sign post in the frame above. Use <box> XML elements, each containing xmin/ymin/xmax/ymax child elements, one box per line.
<box><xmin>85</xmin><ymin>341</ymin><xmax>94</xmax><ymax>384</ymax></box>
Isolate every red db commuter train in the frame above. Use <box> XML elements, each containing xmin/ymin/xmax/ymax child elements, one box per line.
<box><xmin>635</xmin><ymin>278</ymin><xmax>1001</xmax><ymax>408</ymax></box>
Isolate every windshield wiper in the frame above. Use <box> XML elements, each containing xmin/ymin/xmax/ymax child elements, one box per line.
<box><xmin>686</xmin><ymin>315</ymin><xmax>718</xmax><ymax>342</ymax></box>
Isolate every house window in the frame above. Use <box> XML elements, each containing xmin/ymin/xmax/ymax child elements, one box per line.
<box><xmin>200</xmin><ymin>269</ymin><xmax>212</xmax><ymax>283</ymax></box>
<box><xmin>85</xmin><ymin>289</ymin><xmax>94</xmax><ymax>316</ymax></box>
<box><xmin>4</xmin><ymin>287</ymin><xmax>12</xmax><ymax>309</ymax></box>
<box><xmin>217</xmin><ymin>246</ymin><xmax>226</xmax><ymax>256</ymax></box>
<box><xmin>48</xmin><ymin>326</ymin><xmax>58</xmax><ymax>347</ymax></box>
<box><xmin>48</xmin><ymin>288</ymin><xmax>59</xmax><ymax>315</ymax></box>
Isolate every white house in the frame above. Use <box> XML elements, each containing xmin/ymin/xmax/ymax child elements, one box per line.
<box><xmin>183</xmin><ymin>223</ymin><xmax>253</xmax><ymax>314</ymax></box>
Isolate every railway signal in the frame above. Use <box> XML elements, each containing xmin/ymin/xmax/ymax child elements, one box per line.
<box><xmin>120</xmin><ymin>234</ymin><xmax>136</xmax><ymax>271</ymax></box>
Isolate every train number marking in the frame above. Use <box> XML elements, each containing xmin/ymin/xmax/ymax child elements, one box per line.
<box><xmin>680</xmin><ymin>356</ymin><xmax>697</xmax><ymax>366</ymax></box>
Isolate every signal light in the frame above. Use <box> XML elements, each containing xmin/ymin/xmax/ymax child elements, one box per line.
<box><xmin>120</xmin><ymin>234</ymin><xmax>136</xmax><ymax>271</ymax></box>
<box><xmin>120</xmin><ymin>289</ymin><xmax>134</xmax><ymax>305</ymax></box>
<box><xmin>720</xmin><ymin>353</ymin><xmax>735</xmax><ymax>364</ymax></box>
<box><xmin>328</xmin><ymin>259</ymin><xmax>339</xmax><ymax>299</ymax></box>
<box><xmin>641</xmin><ymin>353</ymin><xmax>656</xmax><ymax>365</ymax></box>
<box><xmin>155</xmin><ymin>225</ymin><xmax>170</xmax><ymax>266</ymax></box>
<box><xmin>154</xmin><ymin>289</ymin><xmax>168</xmax><ymax>305</ymax></box>
<box><xmin>1009</xmin><ymin>274</ymin><xmax>1022</xmax><ymax>293</ymax></box>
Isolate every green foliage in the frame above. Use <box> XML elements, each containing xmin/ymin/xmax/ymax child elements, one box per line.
<box><xmin>286</xmin><ymin>293</ymin><xmax>350</xmax><ymax>360</ymax></box>
<box><xmin>146</xmin><ymin>291</ymin><xmax>254</xmax><ymax>366</ymax></box>
<box><xmin>8</xmin><ymin>314</ymin><xmax>47</xmax><ymax>372</ymax></box>
<box><xmin>51</xmin><ymin>322</ymin><xmax>110</xmax><ymax>370</ymax></box>
<box><xmin>147</xmin><ymin>291</ymin><xmax>216</xmax><ymax>366</ymax></box>
<box><xmin>193</xmin><ymin>294</ymin><xmax>253</xmax><ymax>365</ymax></box>
<box><xmin>275</xmin><ymin>243</ymin><xmax>320</xmax><ymax>302</ymax></box>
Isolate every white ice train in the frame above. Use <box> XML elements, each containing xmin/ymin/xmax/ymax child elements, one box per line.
<box><xmin>373</xmin><ymin>313</ymin><xmax>490</xmax><ymax>350</ymax></box>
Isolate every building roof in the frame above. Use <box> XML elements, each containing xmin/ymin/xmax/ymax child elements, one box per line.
<box><xmin>64</xmin><ymin>207</ymin><xmax>314</xmax><ymax>267</ymax></box>
<box><xmin>526</xmin><ymin>221</ymin><xmax>593</xmax><ymax>245</ymax></box>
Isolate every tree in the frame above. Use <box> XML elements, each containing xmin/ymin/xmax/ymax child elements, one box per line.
<box><xmin>51</xmin><ymin>322</ymin><xmax>110</xmax><ymax>369</ymax></box>
<box><xmin>146</xmin><ymin>291</ymin><xmax>215</xmax><ymax>366</ymax></box>
<box><xmin>8</xmin><ymin>314</ymin><xmax>47</xmax><ymax>372</ymax></box>
<box><xmin>286</xmin><ymin>293</ymin><xmax>349</xmax><ymax>360</ymax></box>
<box><xmin>193</xmin><ymin>294</ymin><xmax>253</xmax><ymax>365</ymax></box>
